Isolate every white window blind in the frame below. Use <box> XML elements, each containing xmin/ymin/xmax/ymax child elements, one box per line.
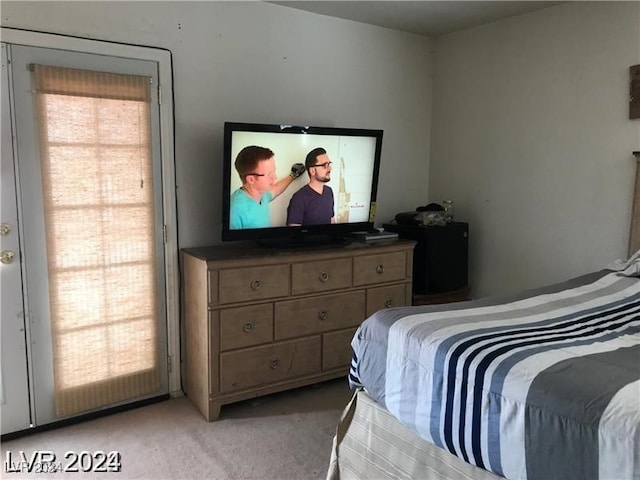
<box><xmin>32</xmin><ymin>64</ymin><xmax>161</xmax><ymax>417</ymax></box>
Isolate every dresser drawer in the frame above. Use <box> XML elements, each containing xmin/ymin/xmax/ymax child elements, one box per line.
<box><xmin>219</xmin><ymin>336</ymin><xmax>321</xmax><ymax>393</ymax></box>
<box><xmin>219</xmin><ymin>304</ymin><xmax>273</xmax><ymax>352</ymax></box>
<box><xmin>353</xmin><ymin>251</ymin><xmax>407</xmax><ymax>286</ymax></box>
<box><xmin>274</xmin><ymin>291</ymin><xmax>365</xmax><ymax>340</ymax></box>
<box><xmin>218</xmin><ymin>264</ymin><xmax>290</xmax><ymax>304</ymax></box>
<box><xmin>291</xmin><ymin>258</ymin><xmax>352</xmax><ymax>295</ymax></box>
<box><xmin>322</xmin><ymin>327</ymin><xmax>358</xmax><ymax>371</ymax></box>
<box><xmin>366</xmin><ymin>284</ymin><xmax>407</xmax><ymax>317</ymax></box>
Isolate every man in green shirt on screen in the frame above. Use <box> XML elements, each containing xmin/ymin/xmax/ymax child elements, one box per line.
<box><xmin>230</xmin><ymin>145</ymin><xmax>305</xmax><ymax>229</ymax></box>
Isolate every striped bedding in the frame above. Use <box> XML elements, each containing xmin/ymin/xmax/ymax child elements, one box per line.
<box><xmin>348</xmin><ymin>270</ymin><xmax>640</xmax><ymax>480</ymax></box>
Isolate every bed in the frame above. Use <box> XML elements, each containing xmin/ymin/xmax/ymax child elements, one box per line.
<box><xmin>327</xmin><ymin>154</ymin><xmax>640</xmax><ymax>480</ymax></box>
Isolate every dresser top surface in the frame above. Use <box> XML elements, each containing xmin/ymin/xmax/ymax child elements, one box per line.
<box><xmin>182</xmin><ymin>239</ymin><xmax>416</xmax><ymax>262</ymax></box>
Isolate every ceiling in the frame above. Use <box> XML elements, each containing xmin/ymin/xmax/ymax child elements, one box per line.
<box><xmin>270</xmin><ymin>1</ymin><xmax>564</xmax><ymax>37</ymax></box>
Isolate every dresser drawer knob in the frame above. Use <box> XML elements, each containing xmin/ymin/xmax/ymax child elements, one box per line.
<box><xmin>270</xmin><ymin>358</ymin><xmax>279</xmax><ymax>369</ymax></box>
<box><xmin>376</xmin><ymin>264</ymin><xmax>385</xmax><ymax>274</ymax></box>
<box><xmin>250</xmin><ymin>279</ymin><xmax>263</xmax><ymax>291</ymax></box>
<box><xmin>384</xmin><ymin>298</ymin><xmax>393</xmax><ymax>308</ymax></box>
<box><xmin>319</xmin><ymin>271</ymin><xmax>329</xmax><ymax>282</ymax></box>
<box><xmin>242</xmin><ymin>321</ymin><xmax>254</xmax><ymax>333</ymax></box>
<box><xmin>318</xmin><ymin>309</ymin><xmax>328</xmax><ymax>321</ymax></box>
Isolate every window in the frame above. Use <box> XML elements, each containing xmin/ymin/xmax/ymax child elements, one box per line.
<box><xmin>33</xmin><ymin>64</ymin><xmax>161</xmax><ymax>416</ymax></box>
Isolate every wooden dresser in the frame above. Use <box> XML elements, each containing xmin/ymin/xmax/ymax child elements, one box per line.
<box><xmin>181</xmin><ymin>239</ymin><xmax>415</xmax><ymax>420</ymax></box>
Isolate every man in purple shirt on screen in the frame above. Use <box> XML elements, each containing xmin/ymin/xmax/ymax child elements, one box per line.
<box><xmin>286</xmin><ymin>147</ymin><xmax>336</xmax><ymax>226</ymax></box>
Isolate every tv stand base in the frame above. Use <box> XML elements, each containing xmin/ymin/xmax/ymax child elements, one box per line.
<box><xmin>257</xmin><ymin>235</ymin><xmax>350</xmax><ymax>251</ymax></box>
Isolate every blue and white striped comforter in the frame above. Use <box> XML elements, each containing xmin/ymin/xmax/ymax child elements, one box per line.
<box><xmin>349</xmin><ymin>270</ymin><xmax>640</xmax><ymax>480</ymax></box>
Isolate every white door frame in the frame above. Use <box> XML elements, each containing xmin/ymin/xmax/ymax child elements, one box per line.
<box><xmin>0</xmin><ymin>27</ymin><xmax>181</xmax><ymax>398</ymax></box>
<box><xmin>1</xmin><ymin>42</ymin><xmax>33</xmax><ymax>434</ymax></box>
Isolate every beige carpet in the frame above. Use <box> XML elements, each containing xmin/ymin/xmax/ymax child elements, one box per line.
<box><xmin>1</xmin><ymin>378</ymin><xmax>354</xmax><ymax>480</ymax></box>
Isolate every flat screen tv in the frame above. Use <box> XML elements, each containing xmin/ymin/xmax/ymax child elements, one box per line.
<box><xmin>222</xmin><ymin>122</ymin><xmax>383</xmax><ymax>248</ymax></box>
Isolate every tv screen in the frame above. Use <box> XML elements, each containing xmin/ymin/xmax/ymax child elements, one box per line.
<box><xmin>222</xmin><ymin>122</ymin><xmax>383</xmax><ymax>246</ymax></box>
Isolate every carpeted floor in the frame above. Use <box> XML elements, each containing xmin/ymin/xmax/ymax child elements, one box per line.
<box><xmin>1</xmin><ymin>378</ymin><xmax>354</xmax><ymax>480</ymax></box>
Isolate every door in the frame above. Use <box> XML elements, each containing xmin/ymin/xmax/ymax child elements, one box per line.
<box><xmin>1</xmin><ymin>43</ymin><xmax>32</xmax><ymax>434</ymax></box>
<box><xmin>1</xmin><ymin>41</ymin><xmax>169</xmax><ymax>433</ymax></box>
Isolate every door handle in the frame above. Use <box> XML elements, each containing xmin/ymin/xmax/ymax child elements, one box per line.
<box><xmin>1</xmin><ymin>251</ymin><xmax>15</xmax><ymax>264</ymax></box>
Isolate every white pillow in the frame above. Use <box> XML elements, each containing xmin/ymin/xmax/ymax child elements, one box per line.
<box><xmin>608</xmin><ymin>249</ymin><xmax>640</xmax><ymax>277</ymax></box>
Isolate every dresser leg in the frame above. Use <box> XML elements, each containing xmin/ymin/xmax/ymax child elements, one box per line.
<box><xmin>207</xmin><ymin>402</ymin><xmax>221</xmax><ymax>421</ymax></box>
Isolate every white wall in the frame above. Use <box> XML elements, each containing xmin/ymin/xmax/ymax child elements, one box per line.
<box><xmin>430</xmin><ymin>1</ymin><xmax>640</xmax><ymax>297</ymax></box>
<box><xmin>1</xmin><ymin>1</ymin><xmax>433</xmax><ymax>248</ymax></box>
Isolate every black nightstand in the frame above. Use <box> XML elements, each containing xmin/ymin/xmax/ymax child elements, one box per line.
<box><xmin>383</xmin><ymin>222</ymin><xmax>470</xmax><ymax>305</ymax></box>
